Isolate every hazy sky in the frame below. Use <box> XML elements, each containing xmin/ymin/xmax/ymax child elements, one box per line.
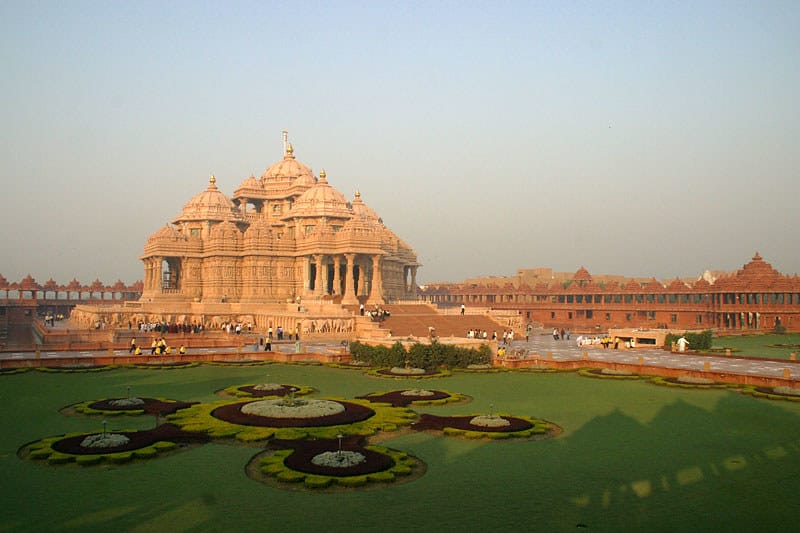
<box><xmin>1</xmin><ymin>1</ymin><xmax>798</xmax><ymax>286</ymax></box>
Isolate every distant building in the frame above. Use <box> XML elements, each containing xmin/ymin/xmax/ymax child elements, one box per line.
<box><xmin>420</xmin><ymin>253</ymin><xmax>800</xmax><ymax>333</ymax></box>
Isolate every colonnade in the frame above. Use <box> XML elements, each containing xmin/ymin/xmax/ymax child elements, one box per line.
<box><xmin>304</xmin><ymin>253</ymin><xmax>383</xmax><ymax>304</ymax></box>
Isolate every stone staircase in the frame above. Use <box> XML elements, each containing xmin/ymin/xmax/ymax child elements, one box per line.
<box><xmin>348</xmin><ymin>304</ymin><xmax>506</xmax><ymax>339</ymax></box>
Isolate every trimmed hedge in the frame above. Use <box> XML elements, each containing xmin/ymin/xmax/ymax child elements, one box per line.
<box><xmin>350</xmin><ymin>341</ymin><xmax>491</xmax><ymax>370</ymax></box>
<box><xmin>664</xmin><ymin>330</ymin><xmax>713</xmax><ymax>350</ymax></box>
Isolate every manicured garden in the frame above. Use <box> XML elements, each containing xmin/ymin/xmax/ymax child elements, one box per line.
<box><xmin>711</xmin><ymin>333</ymin><xmax>800</xmax><ymax>359</ymax></box>
<box><xmin>4</xmin><ymin>363</ymin><xmax>800</xmax><ymax>531</ymax></box>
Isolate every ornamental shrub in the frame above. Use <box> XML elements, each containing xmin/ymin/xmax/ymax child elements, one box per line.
<box><xmin>664</xmin><ymin>330</ymin><xmax>713</xmax><ymax>350</ymax></box>
<box><xmin>350</xmin><ymin>341</ymin><xmax>491</xmax><ymax>369</ymax></box>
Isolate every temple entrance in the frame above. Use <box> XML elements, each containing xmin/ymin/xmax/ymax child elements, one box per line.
<box><xmin>161</xmin><ymin>258</ymin><xmax>180</xmax><ymax>291</ymax></box>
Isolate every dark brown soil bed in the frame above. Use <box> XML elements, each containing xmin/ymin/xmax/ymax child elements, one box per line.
<box><xmin>88</xmin><ymin>398</ymin><xmax>198</xmax><ymax>416</ymax></box>
<box><xmin>134</xmin><ymin>361</ymin><xmax>194</xmax><ymax>368</ymax></box>
<box><xmin>51</xmin><ymin>423</ymin><xmax>209</xmax><ymax>454</ymax></box>
<box><xmin>270</xmin><ymin>435</ymin><xmax>393</xmax><ymax>476</ymax></box>
<box><xmin>212</xmin><ymin>400</ymin><xmax>376</xmax><ymax>428</ymax></box>
<box><xmin>356</xmin><ymin>390</ymin><xmax>451</xmax><ymax>407</ymax></box>
<box><xmin>412</xmin><ymin>413</ymin><xmax>533</xmax><ymax>432</ymax></box>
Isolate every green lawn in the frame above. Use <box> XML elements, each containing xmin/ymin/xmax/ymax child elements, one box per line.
<box><xmin>2</xmin><ymin>364</ymin><xmax>800</xmax><ymax>532</ymax></box>
<box><xmin>712</xmin><ymin>333</ymin><xmax>800</xmax><ymax>359</ymax></box>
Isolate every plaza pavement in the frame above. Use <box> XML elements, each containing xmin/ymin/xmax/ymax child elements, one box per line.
<box><xmin>1</xmin><ymin>334</ymin><xmax>797</xmax><ymax>380</ymax></box>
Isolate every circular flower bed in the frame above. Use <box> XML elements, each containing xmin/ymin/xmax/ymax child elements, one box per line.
<box><xmin>369</xmin><ymin>367</ymin><xmax>451</xmax><ymax>379</ymax></box>
<box><xmin>0</xmin><ymin>367</ymin><xmax>30</xmax><ymax>375</ymax></box>
<box><xmin>221</xmin><ymin>383</ymin><xmax>314</xmax><ymax>399</ymax></box>
<box><xmin>70</xmin><ymin>397</ymin><xmax>198</xmax><ymax>417</ymax></box>
<box><xmin>579</xmin><ymin>368</ymin><xmax>642</xmax><ymax>379</ymax></box>
<box><xmin>21</xmin><ymin>424</ymin><xmax>209</xmax><ymax>465</ymax></box>
<box><xmin>204</xmin><ymin>360</ymin><xmax>271</xmax><ymax>367</ymax></box>
<box><xmin>37</xmin><ymin>364</ymin><xmax>117</xmax><ymax>373</ymax></box>
<box><xmin>740</xmin><ymin>385</ymin><xmax>800</xmax><ymax>401</ymax></box>
<box><xmin>356</xmin><ymin>389</ymin><xmax>467</xmax><ymax>407</ymax></box>
<box><xmin>250</xmin><ymin>435</ymin><xmax>423</xmax><ymax>490</ymax></box>
<box><xmin>412</xmin><ymin>413</ymin><xmax>559</xmax><ymax>440</ymax></box>
<box><xmin>651</xmin><ymin>376</ymin><xmax>729</xmax><ymax>389</ymax></box>
<box><xmin>132</xmin><ymin>361</ymin><xmax>199</xmax><ymax>370</ymax></box>
<box><xmin>167</xmin><ymin>397</ymin><xmax>417</xmax><ymax>442</ymax></box>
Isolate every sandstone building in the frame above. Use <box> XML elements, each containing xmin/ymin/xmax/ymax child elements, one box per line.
<box><xmin>420</xmin><ymin>253</ymin><xmax>800</xmax><ymax>333</ymax></box>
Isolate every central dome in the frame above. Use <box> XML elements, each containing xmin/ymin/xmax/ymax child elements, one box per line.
<box><xmin>260</xmin><ymin>144</ymin><xmax>316</xmax><ymax>189</ymax></box>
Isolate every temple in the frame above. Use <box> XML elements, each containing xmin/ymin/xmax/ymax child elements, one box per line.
<box><xmin>68</xmin><ymin>136</ymin><xmax>420</xmax><ymax>331</ymax></box>
<box><xmin>141</xmin><ymin>141</ymin><xmax>419</xmax><ymax>305</ymax></box>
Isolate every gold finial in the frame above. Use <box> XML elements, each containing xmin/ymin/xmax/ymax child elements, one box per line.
<box><xmin>209</xmin><ymin>175</ymin><xmax>216</xmax><ymax>185</ymax></box>
<box><xmin>319</xmin><ymin>169</ymin><xmax>327</xmax><ymax>182</ymax></box>
<box><xmin>286</xmin><ymin>143</ymin><xmax>294</xmax><ymax>155</ymax></box>
<box><xmin>355</xmin><ymin>190</ymin><xmax>361</xmax><ymax>198</ymax></box>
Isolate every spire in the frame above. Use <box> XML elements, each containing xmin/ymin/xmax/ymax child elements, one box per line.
<box><xmin>319</xmin><ymin>169</ymin><xmax>327</xmax><ymax>183</ymax></box>
<box><xmin>209</xmin><ymin>175</ymin><xmax>217</xmax><ymax>189</ymax></box>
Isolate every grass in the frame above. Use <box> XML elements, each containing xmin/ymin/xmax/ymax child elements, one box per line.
<box><xmin>3</xmin><ymin>364</ymin><xmax>800</xmax><ymax>531</ymax></box>
<box><xmin>712</xmin><ymin>333</ymin><xmax>800</xmax><ymax>359</ymax></box>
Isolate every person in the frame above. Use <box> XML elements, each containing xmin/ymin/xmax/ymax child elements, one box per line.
<box><xmin>134</xmin><ymin>346</ymin><xmax>141</xmax><ymax>355</ymax></box>
<box><xmin>676</xmin><ymin>336</ymin><xmax>689</xmax><ymax>352</ymax></box>
<box><xmin>179</xmin><ymin>345</ymin><xmax>186</xmax><ymax>354</ymax></box>
<box><xmin>277</xmin><ymin>326</ymin><xmax>283</xmax><ymax>341</ymax></box>
<box><xmin>359</xmin><ymin>303</ymin><xmax>365</xmax><ymax>316</ymax></box>
<box><xmin>151</xmin><ymin>339</ymin><xmax>157</xmax><ymax>355</ymax></box>
<box><xmin>553</xmin><ymin>328</ymin><xmax>559</xmax><ymax>341</ymax></box>
<box><xmin>129</xmin><ymin>338</ymin><xmax>136</xmax><ymax>353</ymax></box>
<box><xmin>268</xmin><ymin>326</ymin><xmax>273</xmax><ymax>340</ymax></box>
<box><xmin>460</xmin><ymin>304</ymin><xmax>465</xmax><ymax>316</ymax></box>
<box><xmin>265</xmin><ymin>338</ymin><xmax>272</xmax><ymax>351</ymax></box>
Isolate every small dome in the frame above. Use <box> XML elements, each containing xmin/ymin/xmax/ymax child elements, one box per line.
<box><xmin>286</xmin><ymin>169</ymin><xmax>352</xmax><ymax>220</ymax></box>
<box><xmin>236</xmin><ymin>175</ymin><xmax>262</xmax><ymax>192</ymax></box>
<box><xmin>173</xmin><ymin>176</ymin><xmax>246</xmax><ymax>225</ymax></box>
<box><xmin>351</xmin><ymin>191</ymin><xmax>383</xmax><ymax>224</ymax></box>
<box><xmin>148</xmin><ymin>224</ymin><xmax>185</xmax><ymax>243</ymax></box>
<box><xmin>261</xmin><ymin>144</ymin><xmax>316</xmax><ymax>189</ymax></box>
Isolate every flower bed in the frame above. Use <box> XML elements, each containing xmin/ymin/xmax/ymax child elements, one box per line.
<box><xmin>579</xmin><ymin>368</ymin><xmax>642</xmax><ymax>379</ymax></box>
<box><xmin>251</xmin><ymin>435</ymin><xmax>423</xmax><ymax>490</ymax></box>
<box><xmin>70</xmin><ymin>397</ymin><xmax>198</xmax><ymax>417</ymax></box>
<box><xmin>356</xmin><ymin>389</ymin><xmax>466</xmax><ymax>407</ymax></box>
<box><xmin>22</xmin><ymin>423</ymin><xmax>209</xmax><ymax>465</ymax></box>
<box><xmin>132</xmin><ymin>361</ymin><xmax>199</xmax><ymax>370</ymax></box>
<box><xmin>204</xmin><ymin>360</ymin><xmax>270</xmax><ymax>367</ymax></box>
<box><xmin>369</xmin><ymin>367</ymin><xmax>451</xmax><ymax>379</ymax></box>
<box><xmin>412</xmin><ymin>413</ymin><xmax>559</xmax><ymax>440</ymax></box>
<box><xmin>0</xmin><ymin>367</ymin><xmax>30</xmax><ymax>375</ymax></box>
<box><xmin>740</xmin><ymin>385</ymin><xmax>800</xmax><ymax>402</ymax></box>
<box><xmin>651</xmin><ymin>376</ymin><xmax>729</xmax><ymax>389</ymax></box>
<box><xmin>167</xmin><ymin>397</ymin><xmax>417</xmax><ymax>442</ymax></box>
<box><xmin>221</xmin><ymin>383</ymin><xmax>315</xmax><ymax>399</ymax></box>
<box><xmin>37</xmin><ymin>364</ymin><xmax>117</xmax><ymax>373</ymax></box>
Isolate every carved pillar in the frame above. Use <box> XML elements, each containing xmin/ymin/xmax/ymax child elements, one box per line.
<box><xmin>303</xmin><ymin>256</ymin><xmax>312</xmax><ymax>296</ymax></box>
<box><xmin>367</xmin><ymin>254</ymin><xmax>384</xmax><ymax>305</ymax></box>
<box><xmin>410</xmin><ymin>266</ymin><xmax>418</xmax><ymax>297</ymax></box>
<box><xmin>342</xmin><ymin>254</ymin><xmax>358</xmax><ymax>305</ymax></box>
<box><xmin>314</xmin><ymin>255</ymin><xmax>324</xmax><ymax>296</ymax></box>
<box><xmin>332</xmin><ymin>255</ymin><xmax>342</xmax><ymax>296</ymax></box>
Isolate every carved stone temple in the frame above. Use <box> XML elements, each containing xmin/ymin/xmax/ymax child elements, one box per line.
<box><xmin>71</xmin><ymin>137</ymin><xmax>420</xmax><ymax>331</ymax></box>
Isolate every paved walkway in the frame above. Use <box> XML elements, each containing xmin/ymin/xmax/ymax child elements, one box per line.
<box><xmin>2</xmin><ymin>335</ymin><xmax>797</xmax><ymax>380</ymax></box>
<box><xmin>507</xmin><ymin>335</ymin><xmax>798</xmax><ymax>380</ymax></box>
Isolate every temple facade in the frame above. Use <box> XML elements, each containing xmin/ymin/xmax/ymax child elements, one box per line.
<box><xmin>140</xmin><ymin>141</ymin><xmax>419</xmax><ymax>306</ymax></box>
<box><xmin>420</xmin><ymin>253</ymin><xmax>800</xmax><ymax>333</ymax></box>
